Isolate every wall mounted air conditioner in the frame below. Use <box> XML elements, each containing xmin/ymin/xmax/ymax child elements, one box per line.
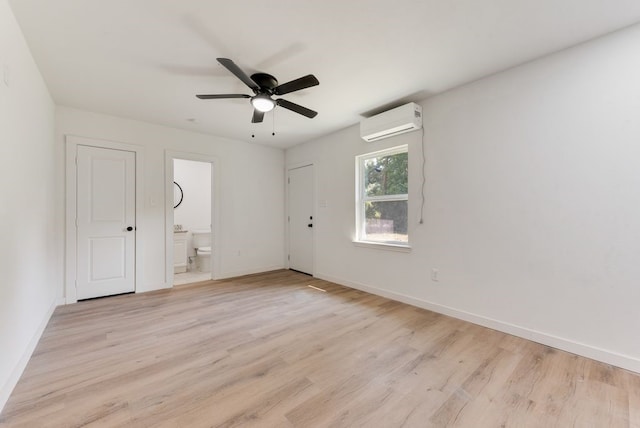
<box><xmin>360</xmin><ymin>102</ymin><xmax>422</xmax><ymax>142</ymax></box>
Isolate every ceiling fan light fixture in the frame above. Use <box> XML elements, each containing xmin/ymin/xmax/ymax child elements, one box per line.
<box><xmin>251</xmin><ymin>94</ymin><xmax>275</xmax><ymax>112</ymax></box>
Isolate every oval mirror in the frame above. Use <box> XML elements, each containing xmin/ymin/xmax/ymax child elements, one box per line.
<box><xmin>173</xmin><ymin>181</ymin><xmax>183</xmax><ymax>208</ymax></box>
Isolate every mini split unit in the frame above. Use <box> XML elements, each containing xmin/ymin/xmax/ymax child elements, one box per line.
<box><xmin>360</xmin><ymin>102</ymin><xmax>423</xmax><ymax>142</ymax></box>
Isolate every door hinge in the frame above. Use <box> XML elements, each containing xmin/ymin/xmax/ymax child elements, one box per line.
<box><xmin>288</xmin><ymin>216</ymin><xmax>290</xmax><ymax>222</ymax></box>
<box><xmin>75</xmin><ymin>218</ymin><xmax>78</xmax><ymax>228</ymax></box>
<box><xmin>288</xmin><ymin>254</ymin><xmax>290</xmax><ymax>261</ymax></box>
<box><xmin>288</xmin><ymin>177</ymin><xmax>290</xmax><ymax>184</ymax></box>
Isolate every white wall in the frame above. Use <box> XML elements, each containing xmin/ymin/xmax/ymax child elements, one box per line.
<box><xmin>287</xmin><ymin>23</ymin><xmax>640</xmax><ymax>372</ymax></box>
<box><xmin>57</xmin><ymin>107</ymin><xmax>286</xmax><ymax>289</ymax></box>
<box><xmin>0</xmin><ymin>0</ymin><xmax>60</xmax><ymax>410</ymax></box>
<box><xmin>174</xmin><ymin>158</ymin><xmax>212</xmax><ymax>258</ymax></box>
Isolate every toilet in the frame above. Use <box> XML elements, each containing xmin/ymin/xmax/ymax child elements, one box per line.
<box><xmin>191</xmin><ymin>229</ymin><xmax>212</xmax><ymax>273</ymax></box>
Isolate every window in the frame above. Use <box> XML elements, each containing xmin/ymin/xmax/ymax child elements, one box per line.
<box><xmin>356</xmin><ymin>145</ymin><xmax>408</xmax><ymax>246</ymax></box>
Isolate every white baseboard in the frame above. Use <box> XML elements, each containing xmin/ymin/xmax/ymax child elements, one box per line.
<box><xmin>315</xmin><ymin>273</ymin><xmax>640</xmax><ymax>374</ymax></box>
<box><xmin>0</xmin><ymin>298</ymin><xmax>60</xmax><ymax>414</ymax></box>
<box><xmin>219</xmin><ymin>265</ymin><xmax>284</xmax><ymax>280</ymax></box>
<box><xmin>141</xmin><ymin>282</ymin><xmax>173</xmax><ymax>292</ymax></box>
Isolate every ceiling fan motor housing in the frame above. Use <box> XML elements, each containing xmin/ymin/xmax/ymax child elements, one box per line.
<box><xmin>250</xmin><ymin>73</ymin><xmax>278</xmax><ymax>93</ymax></box>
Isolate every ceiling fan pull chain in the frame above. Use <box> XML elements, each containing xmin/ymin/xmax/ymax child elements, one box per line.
<box><xmin>272</xmin><ymin>108</ymin><xmax>276</xmax><ymax>136</ymax></box>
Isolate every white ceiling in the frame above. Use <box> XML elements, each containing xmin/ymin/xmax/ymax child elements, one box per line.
<box><xmin>9</xmin><ymin>0</ymin><xmax>640</xmax><ymax>149</ymax></box>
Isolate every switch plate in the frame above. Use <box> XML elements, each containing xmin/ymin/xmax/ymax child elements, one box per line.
<box><xmin>431</xmin><ymin>268</ymin><xmax>439</xmax><ymax>282</ymax></box>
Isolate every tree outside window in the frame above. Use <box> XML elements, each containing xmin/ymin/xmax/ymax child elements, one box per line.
<box><xmin>356</xmin><ymin>145</ymin><xmax>408</xmax><ymax>245</ymax></box>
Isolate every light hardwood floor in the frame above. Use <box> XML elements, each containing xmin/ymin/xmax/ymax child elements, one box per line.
<box><xmin>1</xmin><ymin>270</ymin><xmax>639</xmax><ymax>427</ymax></box>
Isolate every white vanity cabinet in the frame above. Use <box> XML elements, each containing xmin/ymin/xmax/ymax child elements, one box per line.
<box><xmin>173</xmin><ymin>231</ymin><xmax>188</xmax><ymax>273</ymax></box>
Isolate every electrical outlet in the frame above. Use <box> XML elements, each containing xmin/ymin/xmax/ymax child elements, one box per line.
<box><xmin>431</xmin><ymin>268</ymin><xmax>439</xmax><ymax>282</ymax></box>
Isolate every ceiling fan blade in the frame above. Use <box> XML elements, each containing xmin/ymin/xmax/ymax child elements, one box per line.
<box><xmin>196</xmin><ymin>94</ymin><xmax>251</xmax><ymax>99</ymax></box>
<box><xmin>217</xmin><ymin>58</ymin><xmax>259</xmax><ymax>92</ymax></box>
<box><xmin>251</xmin><ymin>109</ymin><xmax>265</xmax><ymax>123</ymax></box>
<box><xmin>276</xmin><ymin>99</ymin><xmax>318</xmax><ymax>118</ymax></box>
<box><xmin>274</xmin><ymin>74</ymin><xmax>319</xmax><ymax>95</ymax></box>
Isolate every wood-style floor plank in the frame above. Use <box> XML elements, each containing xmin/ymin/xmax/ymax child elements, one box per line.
<box><xmin>1</xmin><ymin>270</ymin><xmax>639</xmax><ymax>427</ymax></box>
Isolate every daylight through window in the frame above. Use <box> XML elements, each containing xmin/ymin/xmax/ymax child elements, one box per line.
<box><xmin>356</xmin><ymin>145</ymin><xmax>408</xmax><ymax>245</ymax></box>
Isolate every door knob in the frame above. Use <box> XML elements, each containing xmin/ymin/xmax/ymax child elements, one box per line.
<box><xmin>307</xmin><ymin>223</ymin><xmax>313</xmax><ymax>228</ymax></box>
<box><xmin>126</xmin><ymin>226</ymin><xmax>134</xmax><ymax>231</ymax></box>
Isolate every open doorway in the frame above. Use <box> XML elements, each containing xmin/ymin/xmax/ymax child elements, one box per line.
<box><xmin>165</xmin><ymin>152</ymin><xmax>218</xmax><ymax>287</ymax></box>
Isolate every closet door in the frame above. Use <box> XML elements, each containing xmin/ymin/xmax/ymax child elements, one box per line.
<box><xmin>76</xmin><ymin>145</ymin><xmax>136</xmax><ymax>299</ymax></box>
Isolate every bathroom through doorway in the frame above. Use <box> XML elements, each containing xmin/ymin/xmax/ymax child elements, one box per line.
<box><xmin>165</xmin><ymin>152</ymin><xmax>218</xmax><ymax>287</ymax></box>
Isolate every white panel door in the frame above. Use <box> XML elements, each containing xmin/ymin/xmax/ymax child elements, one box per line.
<box><xmin>76</xmin><ymin>145</ymin><xmax>136</xmax><ymax>299</ymax></box>
<box><xmin>288</xmin><ymin>165</ymin><xmax>314</xmax><ymax>275</ymax></box>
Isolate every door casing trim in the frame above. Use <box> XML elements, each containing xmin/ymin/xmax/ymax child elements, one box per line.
<box><xmin>65</xmin><ymin>135</ymin><xmax>145</xmax><ymax>304</ymax></box>
<box><xmin>286</xmin><ymin>162</ymin><xmax>316</xmax><ymax>276</ymax></box>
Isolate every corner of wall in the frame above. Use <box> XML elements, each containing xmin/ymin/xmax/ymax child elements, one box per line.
<box><xmin>0</xmin><ymin>299</ymin><xmax>59</xmax><ymax>413</ymax></box>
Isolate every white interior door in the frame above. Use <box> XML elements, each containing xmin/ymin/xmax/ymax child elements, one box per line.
<box><xmin>76</xmin><ymin>145</ymin><xmax>136</xmax><ymax>299</ymax></box>
<box><xmin>288</xmin><ymin>165</ymin><xmax>314</xmax><ymax>275</ymax></box>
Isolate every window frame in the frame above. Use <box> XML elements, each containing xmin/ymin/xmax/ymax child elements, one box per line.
<box><xmin>355</xmin><ymin>144</ymin><xmax>409</xmax><ymax>248</ymax></box>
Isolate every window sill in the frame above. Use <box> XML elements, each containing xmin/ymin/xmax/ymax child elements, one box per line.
<box><xmin>353</xmin><ymin>240</ymin><xmax>411</xmax><ymax>253</ymax></box>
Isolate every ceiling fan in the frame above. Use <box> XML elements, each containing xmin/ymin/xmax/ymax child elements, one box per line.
<box><xmin>196</xmin><ymin>58</ymin><xmax>319</xmax><ymax>123</ymax></box>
